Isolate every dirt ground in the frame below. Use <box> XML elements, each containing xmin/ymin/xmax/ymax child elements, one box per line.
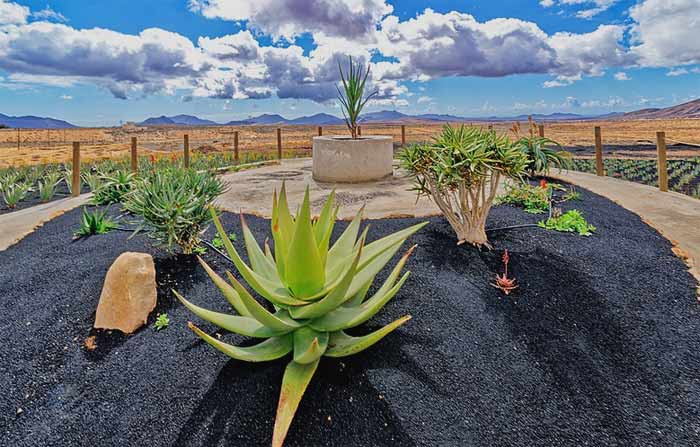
<box><xmin>1</xmin><ymin>119</ymin><xmax>698</xmax><ymax>168</ymax></box>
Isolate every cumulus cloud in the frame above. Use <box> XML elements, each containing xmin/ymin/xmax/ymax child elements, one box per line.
<box><xmin>630</xmin><ymin>0</ymin><xmax>700</xmax><ymax>67</ymax></box>
<box><xmin>0</xmin><ymin>0</ymin><xmax>29</xmax><ymax>26</ymax></box>
<box><xmin>614</xmin><ymin>71</ymin><xmax>630</xmax><ymax>81</ymax></box>
<box><xmin>188</xmin><ymin>0</ymin><xmax>393</xmax><ymax>41</ymax></box>
<box><xmin>31</xmin><ymin>6</ymin><xmax>67</xmax><ymax>22</ymax></box>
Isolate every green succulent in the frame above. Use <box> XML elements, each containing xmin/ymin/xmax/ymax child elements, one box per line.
<box><xmin>175</xmin><ymin>184</ymin><xmax>426</xmax><ymax>447</ymax></box>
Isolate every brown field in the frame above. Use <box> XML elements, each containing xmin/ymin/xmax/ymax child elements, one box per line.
<box><xmin>1</xmin><ymin>119</ymin><xmax>699</xmax><ymax>168</ymax></box>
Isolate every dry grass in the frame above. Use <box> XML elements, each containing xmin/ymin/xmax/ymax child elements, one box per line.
<box><xmin>1</xmin><ymin>119</ymin><xmax>699</xmax><ymax>168</ymax></box>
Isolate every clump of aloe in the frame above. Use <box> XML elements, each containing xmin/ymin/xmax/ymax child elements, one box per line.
<box><xmin>175</xmin><ymin>184</ymin><xmax>426</xmax><ymax>447</ymax></box>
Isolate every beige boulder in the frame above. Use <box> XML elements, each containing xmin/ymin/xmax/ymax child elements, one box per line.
<box><xmin>94</xmin><ymin>252</ymin><xmax>157</xmax><ymax>334</ymax></box>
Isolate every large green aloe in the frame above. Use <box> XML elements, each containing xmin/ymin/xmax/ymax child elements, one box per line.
<box><xmin>175</xmin><ymin>183</ymin><xmax>427</xmax><ymax>447</ymax></box>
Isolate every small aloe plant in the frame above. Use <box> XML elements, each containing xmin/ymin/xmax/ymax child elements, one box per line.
<box><xmin>175</xmin><ymin>184</ymin><xmax>426</xmax><ymax>447</ymax></box>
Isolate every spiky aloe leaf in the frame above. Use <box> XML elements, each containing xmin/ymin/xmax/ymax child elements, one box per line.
<box><xmin>272</xmin><ymin>359</ymin><xmax>320</xmax><ymax>447</ymax></box>
<box><xmin>198</xmin><ymin>257</ymin><xmax>251</xmax><ymax>317</ymax></box>
<box><xmin>174</xmin><ymin>291</ymin><xmax>283</xmax><ymax>338</ymax></box>
<box><xmin>188</xmin><ymin>323</ymin><xmax>293</xmax><ymax>362</ymax></box>
<box><xmin>326</xmin><ymin>206</ymin><xmax>364</xmax><ymax>273</ymax></box>
<box><xmin>288</xmin><ymin>237</ymin><xmax>363</xmax><ymax>320</ymax></box>
<box><xmin>241</xmin><ymin>214</ymin><xmax>278</xmax><ymax>280</ymax></box>
<box><xmin>310</xmin><ymin>272</ymin><xmax>410</xmax><ymax>332</ymax></box>
<box><xmin>359</xmin><ymin>222</ymin><xmax>428</xmax><ymax>269</ymax></box>
<box><xmin>285</xmin><ymin>187</ymin><xmax>325</xmax><ymax>298</ymax></box>
<box><xmin>293</xmin><ymin>327</ymin><xmax>329</xmax><ymax>364</ymax></box>
<box><xmin>324</xmin><ymin>315</ymin><xmax>411</xmax><ymax>357</ymax></box>
<box><xmin>225</xmin><ymin>271</ymin><xmax>305</xmax><ymax>332</ymax></box>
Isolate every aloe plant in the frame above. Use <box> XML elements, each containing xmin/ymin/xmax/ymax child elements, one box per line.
<box><xmin>175</xmin><ymin>184</ymin><xmax>426</xmax><ymax>447</ymax></box>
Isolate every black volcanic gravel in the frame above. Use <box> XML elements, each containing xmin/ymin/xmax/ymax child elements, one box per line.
<box><xmin>0</xmin><ymin>182</ymin><xmax>88</xmax><ymax>216</ymax></box>
<box><xmin>0</xmin><ymin>185</ymin><xmax>698</xmax><ymax>447</ymax></box>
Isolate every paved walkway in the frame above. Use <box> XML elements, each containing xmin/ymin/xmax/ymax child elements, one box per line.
<box><xmin>551</xmin><ymin>170</ymin><xmax>700</xmax><ymax>287</ymax></box>
<box><xmin>216</xmin><ymin>158</ymin><xmax>443</xmax><ymax>219</ymax></box>
<box><xmin>0</xmin><ymin>194</ymin><xmax>91</xmax><ymax>251</ymax></box>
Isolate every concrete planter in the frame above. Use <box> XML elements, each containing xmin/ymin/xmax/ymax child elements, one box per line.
<box><xmin>312</xmin><ymin>136</ymin><xmax>393</xmax><ymax>183</ymax></box>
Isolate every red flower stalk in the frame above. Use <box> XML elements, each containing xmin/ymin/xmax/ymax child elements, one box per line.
<box><xmin>540</xmin><ymin>179</ymin><xmax>548</xmax><ymax>189</ymax></box>
<box><xmin>493</xmin><ymin>249</ymin><xmax>518</xmax><ymax>295</ymax></box>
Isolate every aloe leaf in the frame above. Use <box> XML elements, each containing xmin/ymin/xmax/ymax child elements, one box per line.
<box><xmin>272</xmin><ymin>359</ymin><xmax>320</xmax><ymax>447</ymax></box>
<box><xmin>225</xmin><ymin>271</ymin><xmax>304</xmax><ymax>332</ymax></box>
<box><xmin>366</xmin><ymin>245</ymin><xmax>416</xmax><ymax>302</ymax></box>
<box><xmin>240</xmin><ymin>213</ymin><xmax>278</xmax><ymax>280</ymax></box>
<box><xmin>285</xmin><ymin>187</ymin><xmax>325</xmax><ymax>298</ymax></box>
<box><xmin>211</xmin><ymin>208</ymin><xmax>305</xmax><ymax>306</ymax></box>
<box><xmin>288</xmin><ymin>236</ymin><xmax>363</xmax><ymax>319</ymax></box>
<box><xmin>271</xmin><ymin>188</ymin><xmax>288</xmax><ymax>282</ymax></box>
<box><xmin>188</xmin><ymin>323</ymin><xmax>293</xmax><ymax>362</ymax></box>
<box><xmin>327</xmin><ymin>206</ymin><xmax>364</xmax><ymax>273</ymax></box>
<box><xmin>174</xmin><ymin>290</ymin><xmax>283</xmax><ymax>338</ymax></box>
<box><xmin>310</xmin><ymin>272</ymin><xmax>410</xmax><ymax>332</ymax></box>
<box><xmin>345</xmin><ymin>276</ymin><xmax>373</xmax><ymax>307</ymax></box>
<box><xmin>197</xmin><ymin>257</ymin><xmax>251</xmax><ymax>317</ymax></box>
<box><xmin>345</xmin><ymin>238</ymin><xmax>406</xmax><ymax>299</ymax></box>
<box><xmin>324</xmin><ymin>315</ymin><xmax>411</xmax><ymax>358</ymax></box>
<box><xmin>359</xmin><ymin>222</ymin><xmax>428</xmax><ymax>269</ymax></box>
<box><xmin>292</xmin><ymin>327</ymin><xmax>329</xmax><ymax>364</ymax></box>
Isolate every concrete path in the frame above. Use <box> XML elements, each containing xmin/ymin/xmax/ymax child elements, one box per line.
<box><xmin>551</xmin><ymin>170</ymin><xmax>700</xmax><ymax>287</ymax></box>
<box><xmin>216</xmin><ymin>158</ymin><xmax>443</xmax><ymax>219</ymax></box>
<box><xmin>0</xmin><ymin>194</ymin><xmax>91</xmax><ymax>251</ymax></box>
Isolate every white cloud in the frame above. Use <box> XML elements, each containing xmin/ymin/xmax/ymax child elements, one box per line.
<box><xmin>31</xmin><ymin>6</ymin><xmax>67</xmax><ymax>22</ymax></box>
<box><xmin>666</xmin><ymin>68</ymin><xmax>689</xmax><ymax>77</ymax></box>
<box><xmin>188</xmin><ymin>0</ymin><xmax>393</xmax><ymax>41</ymax></box>
<box><xmin>630</xmin><ymin>0</ymin><xmax>700</xmax><ymax>67</ymax></box>
<box><xmin>614</xmin><ymin>71</ymin><xmax>630</xmax><ymax>80</ymax></box>
<box><xmin>60</xmin><ymin>94</ymin><xmax>72</xmax><ymax>100</ymax></box>
<box><xmin>417</xmin><ymin>95</ymin><xmax>433</xmax><ymax>104</ymax></box>
<box><xmin>540</xmin><ymin>0</ymin><xmax>619</xmax><ymax>19</ymax></box>
<box><xmin>0</xmin><ymin>1</ymin><xmax>29</xmax><ymax>26</ymax></box>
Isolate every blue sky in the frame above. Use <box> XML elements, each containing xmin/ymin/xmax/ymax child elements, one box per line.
<box><xmin>0</xmin><ymin>0</ymin><xmax>698</xmax><ymax>126</ymax></box>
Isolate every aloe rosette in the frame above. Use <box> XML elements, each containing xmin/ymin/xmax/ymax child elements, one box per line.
<box><xmin>175</xmin><ymin>183</ymin><xmax>427</xmax><ymax>447</ymax></box>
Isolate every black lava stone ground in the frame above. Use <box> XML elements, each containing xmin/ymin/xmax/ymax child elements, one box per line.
<box><xmin>0</xmin><ymin>185</ymin><xmax>698</xmax><ymax>446</ymax></box>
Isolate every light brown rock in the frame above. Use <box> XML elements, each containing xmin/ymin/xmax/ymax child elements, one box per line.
<box><xmin>94</xmin><ymin>252</ymin><xmax>157</xmax><ymax>334</ymax></box>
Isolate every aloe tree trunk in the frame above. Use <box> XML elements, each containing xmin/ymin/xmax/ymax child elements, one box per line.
<box><xmin>426</xmin><ymin>171</ymin><xmax>501</xmax><ymax>247</ymax></box>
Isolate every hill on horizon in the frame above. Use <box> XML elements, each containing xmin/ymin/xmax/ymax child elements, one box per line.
<box><xmin>0</xmin><ymin>113</ymin><xmax>76</xmax><ymax>129</ymax></box>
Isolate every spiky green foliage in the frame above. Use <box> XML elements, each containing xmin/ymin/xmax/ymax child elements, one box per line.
<box><xmin>74</xmin><ymin>207</ymin><xmax>117</xmax><ymax>238</ymax></box>
<box><xmin>497</xmin><ymin>181</ymin><xmax>551</xmax><ymax>214</ymax></box>
<box><xmin>38</xmin><ymin>171</ymin><xmax>63</xmax><ymax>203</ymax></box>
<box><xmin>92</xmin><ymin>171</ymin><xmax>134</xmax><ymax>205</ymax></box>
<box><xmin>123</xmin><ymin>167</ymin><xmax>225</xmax><ymax>254</ymax></box>
<box><xmin>337</xmin><ymin>56</ymin><xmax>377</xmax><ymax>139</ymax></box>
<box><xmin>154</xmin><ymin>313</ymin><xmax>170</xmax><ymax>330</ymax></box>
<box><xmin>538</xmin><ymin>209</ymin><xmax>596</xmax><ymax>236</ymax></box>
<box><xmin>82</xmin><ymin>170</ymin><xmax>103</xmax><ymax>192</ymax></box>
<box><xmin>399</xmin><ymin>124</ymin><xmax>529</xmax><ymax>247</ymax></box>
<box><xmin>513</xmin><ymin>120</ymin><xmax>570</xmax><ymax>176</ymax></box>
<box><xmin>176</xmin><ymin>184</ymin><xmax>426</xmax><ymax>447</ymax></box>
<box><xmin>2</xmin><ymin>182</ymin><xmax>30</xmax><ymax>209</ymax></box>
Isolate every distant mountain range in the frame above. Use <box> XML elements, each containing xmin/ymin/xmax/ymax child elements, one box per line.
<box><xmin>0</xmin><ymin>113</ymin><xmax>76</xmax><ymax>129</ymax></box>
<box><xmin>2</xmin><ymin>99</ymin><xmax>699</xmax><ymax>129</ymax></box>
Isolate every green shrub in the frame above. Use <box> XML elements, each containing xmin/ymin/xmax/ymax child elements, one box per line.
<box><xmin>82</xmin><ymin>170</ymin><xmax>103</xmax><ymax>192</ymax></box>
<box><xmin>538</xmin><ymin>209</ymin><xmax>596</xmax><ymax>236</ymax></box>
<box><xmin>175</xmin><ymin>186</ymin><xmax>426</xmax><ymax>447</ymax></box>
<box><xmin>513</xmin><ymin>120</ymin><xmax>570</xmax><ymax>176</ymax></box>
<box><xmin>74</xmin><ymin>207</ymin><xmax>117</xmax><ymax>238</ymax></box>
<box><xmin>92</xmin><ymin>171</ymin><xmax>134</xmax><ymax>205</ymax></box>
<box><xmin>497</xmin><ymin>181</ymin><xmax>550</xmax><ymax>214</ymax></box>
<box><xmin>123</xmin><ymin>167</ymin><xmax>225</xmax><ymax>254</ymax></box>
<box><xmin>399</xmin><ymin>124</ymin><xmax>529</xmax><ymax>246</ymax></box>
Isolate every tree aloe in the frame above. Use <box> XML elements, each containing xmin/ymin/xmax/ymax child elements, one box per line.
<box><xmin>175</xmin><ymin>184</ymin><xmax>426</xmax><ymax>447</ymax></box>
<box><xmin>337</xmin><ymin>56</ymin><xmax>377</xmax><ymax>139</ymax></box>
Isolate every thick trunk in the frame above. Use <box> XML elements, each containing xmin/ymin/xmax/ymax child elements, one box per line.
<box><xmin>456</xmin><ymin>224</ymin><xmax>489</xmax><ymax>247</ymax></box>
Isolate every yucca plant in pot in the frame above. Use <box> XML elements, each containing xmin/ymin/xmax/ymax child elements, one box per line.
<box><xmin>175</xmin><ymin>184</ymin><xmax>426</xmax><ymax>446</ymax></box>
<box><xmin>312</xmin><ymin>56</ymin><xmax>393</xmax><ymax>183</ymax></box>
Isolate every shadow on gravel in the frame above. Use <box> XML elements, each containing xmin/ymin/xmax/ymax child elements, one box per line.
<box><xmin>175</xmin><ymin>355</ymin><xmax>416</xmax><ymax>447</ymax></box>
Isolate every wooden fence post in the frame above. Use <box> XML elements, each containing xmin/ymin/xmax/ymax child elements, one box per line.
<box><xmin>487</xmin><ymin>124</ymin><xmax>493</xmax><ymax>131</ymax></box>
<box><xmin>130</xmin><ymin>137</ymin><xmax>138</xmax><ymax>174</ymax></box>
<box><xmin>277</xmin><ymin>128</ymin><xmax>282</xmax><ymax>160</ymax></box>
<box><xmin>357</xmin><ymin>126</ymin><xmax>362</xmax><ymax>137</ymax></box>
<box><xmin>72</xmin><ymin>142</ymin><xmax>80</xmax><ymax>197</ymax></box>
<box><xmin>17</xmin><ymin>128</ymin><xmax>20</xmax><ymax>150</ymax></box>
<box><xmin>318</xmin><ymin>126</ymin><xmax>323</xmax><ymax>136</ymax></box>
<box><xmin>234</xmin><ymin>131</ymin><xmax>239</xmax><ymax>163</ymax></box>
<box><xmin>183</xmin><ymin>134</ymin><xmax>190</xmax><ymax>169</ymax></box>
<box><xmin>538</xmin><ymin>124</ymin><xmax>545</xmax><ymax>138</ymax></box>
<box><xmin>594</xmin><ymin>126</ymin><xmax>604</xmax><ymax>176</ymax></box>
<box><xmin>401</xmin><ymin>124</ymin><xmax>406</xmax><ymax>146</ymax></box>
<box><xmin>656</xmin><ymin>131</ymin><xmax>668</xmax><ymax>192</ymax></box>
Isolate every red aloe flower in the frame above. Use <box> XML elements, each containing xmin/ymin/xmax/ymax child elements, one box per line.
<box><xmin>540</xmin><ymin>179</ymin><xmax>548</xmax><ymax>189</ymax></box>
<box><xmin>493</xmin><ymin>249</ymin><xmax>518</xmax><ymax>295</ymax></box>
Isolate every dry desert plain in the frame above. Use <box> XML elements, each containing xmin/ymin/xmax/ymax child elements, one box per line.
<box><xmin>0</xmin><ymin>119</ymin><xmax>699</xmax><ymax>168</ymax></box>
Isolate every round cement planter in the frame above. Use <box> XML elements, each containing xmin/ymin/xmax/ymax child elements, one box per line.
<box><xmin>312</xmin><ymin>135</ymin><xmax>393</xmax><ymax>183</ymax></box>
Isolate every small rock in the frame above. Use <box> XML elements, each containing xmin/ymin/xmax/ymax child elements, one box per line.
<box><xmin>94</xmin><ymin>252</ymin><xmax>157</xmax><ymax>334</ymax></box>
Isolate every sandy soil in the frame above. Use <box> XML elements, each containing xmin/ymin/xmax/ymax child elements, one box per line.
<box><xmin>1</xmin><ymin>119</ymin><xmax>699</xmax><ymax>168</ymax></box>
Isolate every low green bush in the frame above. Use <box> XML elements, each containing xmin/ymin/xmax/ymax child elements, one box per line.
<box><xmin>497</xmin><ymin>181</ymin><xmax>550</xmax><ymax>214</ymax></box>
<box><xmin>123</xmin><ymin>167</ymin><xmax>225</xmax><ymax>254</ymax></box>
<box><xmin>92</xmin><ymin>171</ymin><xmax>134</xmax><ymax>205</ymax></box>
<box><xmin>74</xmin><ymin>207</ymin><xmax>117</xmax><ymax>238</ymax></box>
<box><xmin>538</xmin><ymin>209</ymin><xmax>596</xmax><ymax>236</ymax></box>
